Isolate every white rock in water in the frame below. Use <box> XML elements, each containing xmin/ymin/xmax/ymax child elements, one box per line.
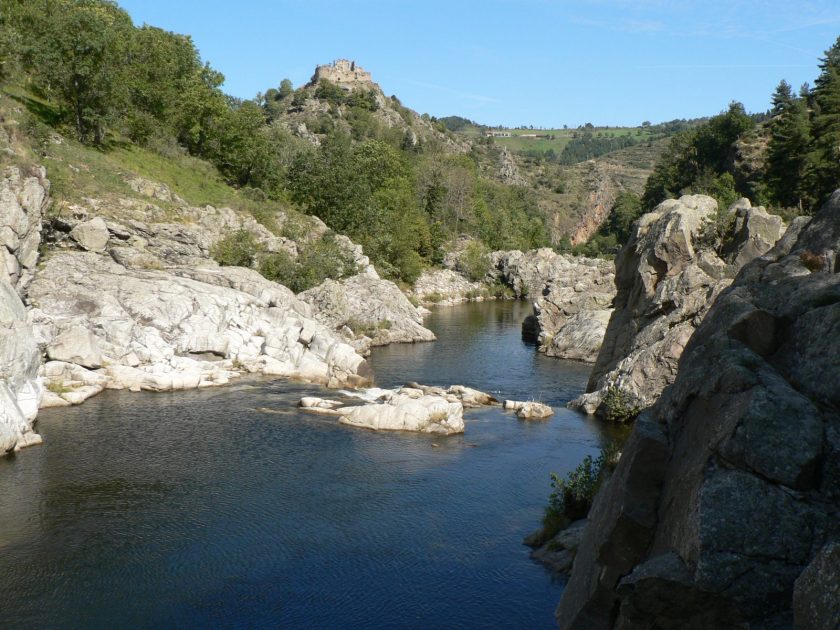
<box><xmin>338</xmin><ymin>392</ymin><xmax>464</xmax><ymax>434</ymax></box>
<box><xmin>505</xmin><ymin>399</ymin><xmax>553</xmax><ymax>419</ymax></box>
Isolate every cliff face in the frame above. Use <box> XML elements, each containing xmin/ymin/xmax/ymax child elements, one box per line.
<box><xmin>557</xmin><ymin>192</ymin><xmax>840</xmax><ymax>628</ymax></box>
<box><xmin>0</xmin><ymin>166</ymin><xmax>49</xmax><ymax>452</ymax></box>
<box><xmin>572</xmin><ymin>195</ymin><xmax>784</xmax><ymax>415</ymax></box>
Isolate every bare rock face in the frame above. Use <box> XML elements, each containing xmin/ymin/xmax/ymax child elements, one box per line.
<box><xmin>0</xmin><ymin>165</ymin><xmax>49</xmax><ymax>292</ymax></box>
<box><xmin>557</xmin><ymin>191</ymin><xmax>840</xmax><ymax>628</ymax></box>
<box><xmin>410</xmin><ymin>268</ymin><xmax>485</xmax><ymax>306</ymax></box>
<box><xmin>491</xmin><ymin>248</ymin><xmax>615</xmax><ymax>362</ymax></box>
<box><xmin>571</xmin><ymin>195</ymin><xmax>784</xmax><ymax>415</ymax></box>
<box><xmin>0</xmin><ymin>278</ymin><xmax>42</xmax><ymax>452</ymax></box>
<box><xmin>0</xmin><ymin>166</ymin><xmax>48</xmax><ymax>452</ymax></box>
<box><xmin>29</xmin><ymin>251</ymin><xmax>372</xmax><ymax>395</ymax></box>
<box><xmin>300</xmin><ymin>273</ymin><xmax>435</xmax><ymax>354</ymax></box>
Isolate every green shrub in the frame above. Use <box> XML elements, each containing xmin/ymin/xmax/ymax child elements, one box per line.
<box><xmin>347</xmin><ymin>318</ymin><xmax>392</xmax><ymax>337</ymax></box>
<box><xmin>489</xmin><ymin>282</ymin><xmax>514</xmax><ymax>300</ymax></box>
<box><xmin>426</xmin><ymin>292</ymin><xmax>444</xmax><ymax>303</ymax></box>
<box><xmin>543</xmin><ymin>444</ymin><xmax>620</xmax><ymax>536</ymax></box>
<box><xmin>259</xmin><ymin>234</ymin><xmax>359</xmax><ymax>293</ymax></box>
<box><xmin>602</xmin><ymin>385</ymin><xmax>642</xmax><ymax>423</ymax></box>
<box><xmin>211</xmin><ymin>230</ymin><xmax>260</xmax><ymax>267</ymax></box>
<box><xmin>461</xmin><ymin>241</ymin><xmax>491</xmax><ymax>282</ymax></box>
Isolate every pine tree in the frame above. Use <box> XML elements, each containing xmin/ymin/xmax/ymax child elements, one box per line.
<box><xmin>809</xmin><ymin>36</ymin><xmax>840</xmax><ymax>205</ymax></box>
<box><xmin>771</xmin><ymin>79</ymin><xmax>793</xmax><ymax>114</ymax></box>
<box><xmin>766</xmin><ymin>93</ymin><xmax>812</xmax><ymax>211</ymax></box>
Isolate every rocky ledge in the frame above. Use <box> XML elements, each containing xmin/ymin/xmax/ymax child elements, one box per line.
<box><xmin>571</xmin><ymin>195</ymin><xmax>784</xmax><ymax>415</ymax></box>
<box><xmin>557</xmin><ymin>192</ymin><xmax>840</xmax><ymax>628</ymax></box>
<box><xmin>300</xmin><ymin>271</ymin><xmax>435</xmax><ymax>355</ymax></box>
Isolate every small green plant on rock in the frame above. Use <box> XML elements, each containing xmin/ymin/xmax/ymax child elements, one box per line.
<box><xmin>542</xmin><ymin>443</ymin><xmax>620</xmax><ymax>539</ymax></box>
<box><xmin>211</xmin><ymin>230</ymin><xmax>261</xmax><ymax>268</ymax></box>
<box><xmin>602</xmin><ymin>385</ymin><xmax>641</xmax><ymax>423</ymax></box>
<box><xmin>461</xmin><ymin>241</ymin><xmax>491</xmax><ymax>282</ymax></box>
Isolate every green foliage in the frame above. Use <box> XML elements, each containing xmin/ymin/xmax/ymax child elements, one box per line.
<box><xmin>259</xmin><ymin>234</ymin><xmax>359</xmax><ymax>293</ymax></box>
<box><xmin>461</xmin><ymin>241</ymin><xmax>491</xmax><ymax>282</ymax></box>
<box><xmin>543</xmin><ymin>444</ymin><xmax>620</xmax><ymax>535</ymax></box>
<box><xmin>642</xmin><ymin>103</ymin><xmax>755</xmax><ymax>211</ymax></box>
<box><xmin>807</xmin><ymin>36</ymin><xmax>840</xmax><ymax>209</ymax></box>
<box><xmin>557</xmin><ymin>131</ymin><xmax>640</xmax><ymax>164</ymax></box>
<box><xmin>347</xmin><ymin>318</ymin><xmax>392</xmax><ymax>337</ymax></box>
<box><xmin>211</xmin><ymin>230</ymin><xmax>260</xmax><ymax>268</ymax></box>
<box><xmin>766</xmin><ymin>87</ymin><xmax>812</xmax><ymax>211</ymax></box>
<box><xmin>601</xmin><ymin>385</ymin><xmax>641</xmax><ymax>423</ymax></box>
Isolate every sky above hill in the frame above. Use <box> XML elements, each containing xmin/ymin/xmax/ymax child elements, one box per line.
<box><xmin>118</xmin><ymin>0</ymin><xmax>840</xmax><ymax>128</ymax></box>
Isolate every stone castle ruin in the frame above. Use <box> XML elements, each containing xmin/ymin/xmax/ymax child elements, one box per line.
<box><xmin>310</xmin><ymin>59</ymin><xmax>373</xmax><ymax>89</ymax></box>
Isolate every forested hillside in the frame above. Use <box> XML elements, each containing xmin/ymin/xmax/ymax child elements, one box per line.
<box><xmin>0</xmin><ymin>0</ymin><xmax>550</xmax><ymax>284</ymax></box>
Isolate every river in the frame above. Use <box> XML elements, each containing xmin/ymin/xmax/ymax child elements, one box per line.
<box><xmin>0</xmin><ymin>301</ymin><xmax>619</xmax><ymax>628</ymax></box>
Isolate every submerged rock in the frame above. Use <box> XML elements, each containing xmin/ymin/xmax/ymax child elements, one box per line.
<box><xmin>557</xmin><ymin>191</ymin><xmax>840</xmax><ymax>628</ymax></box>
<box><xmin>528</xmin><ymin>519</ymin><xmax>588</xmax><ymax>575</ymax></box>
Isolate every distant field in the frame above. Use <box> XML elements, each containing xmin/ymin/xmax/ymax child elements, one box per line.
<box><xmin>456</xmin><ymin>123</ymin><xmax>659</xmax><ymax>154</ymax></box>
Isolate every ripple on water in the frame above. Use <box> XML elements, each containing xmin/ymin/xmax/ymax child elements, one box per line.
<box><xmin>0</xmin><ymin>301</ymin><xmax>619</xmax><ymax>629</ymax></box>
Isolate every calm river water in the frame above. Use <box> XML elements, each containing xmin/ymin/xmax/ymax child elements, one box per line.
<box><xmin>0</xmin><ymin>301</ymin><xmax>619</xmax><ymax>629</ymax></box>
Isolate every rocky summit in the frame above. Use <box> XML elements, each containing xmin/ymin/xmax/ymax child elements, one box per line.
<box><xmin>557</xmin><ymin>191</ymin><xmax>840</xmax><ymax>629</ymax></box>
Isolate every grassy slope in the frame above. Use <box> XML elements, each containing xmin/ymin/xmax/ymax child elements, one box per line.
<box><xmin>1</xmin><ymin>84</ymin><xmax>296</xmax><ymax>232</ymax></box>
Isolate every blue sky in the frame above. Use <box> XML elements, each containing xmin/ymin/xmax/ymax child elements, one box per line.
<box><xmin>118</xmin><ymin>0</ymin><xmax>840</xmax><ymax>128</ymax></box>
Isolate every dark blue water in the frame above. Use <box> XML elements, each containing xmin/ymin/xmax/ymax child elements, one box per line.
<box><xmin>0</xmin><ymin>301</ymin><xmax>616</xmax><ymax>629</ymax></box>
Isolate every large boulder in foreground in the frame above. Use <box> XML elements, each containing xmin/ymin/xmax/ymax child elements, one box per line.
<box><xmin>557</xmin><ymin>192</ymin><xmax>840</xmax><ymax>628</ymax></box>
<box><xmin>571</xmin><ymin>195</ymin><xmax>784</xmax><ymax>415</ymax></box>
<box><xmin>300</xmin><ymin>272</ymin><xmax>435</xmax><ymax>354</ymax></box>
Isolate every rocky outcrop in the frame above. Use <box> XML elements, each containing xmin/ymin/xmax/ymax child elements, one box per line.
<box><xmin>557</xmin><ymin>192</ymin><xmax>840</xmax><ymax>628</ymax></box>
<box><xmin>0</xmin><ymin>278</ymin><xmax>42</xmax><ymax>452</ymax></box>
<box><xmin>0</xmin><ymin>166</ymin><xmax>48</xmax><ymax>452</ymax></box>
<box><xmin>498</xmin><ymin>147</ymin><xmax>526</xmax><ymax>186</ymax></box>
<box><xmin>409</xmin><ymin>268</ymin><xmax>486</xmax><ymax>306</ymax></box>
<box><xmin>299</xmin><ymin>383</ymin><xmax>499</xmax><ymax>434</ymax></box>
<box><xmin>300</xmin><ymin>272</ymin><xmax>435</xmax><ymax>354</ymax></box>
<box><xmin>29</xmin><ymin>250</ymin><xmax>371</xmax><ymax>397</ymax></box>
<box><xmin>488</xmin><ymin>248</ymin><xmax>616</xmax><ymax>362</ymax></box>
<box><xmin>527</xmin><ymin>518</ymin><xmax>588</xmax><ymax>574</ymax></box>
<box><xmin>520</xmin><ymin>255</ymin><xmax>615</xmax><ymax>363</ymax></box>
<box><xmin>571</xmin><ymin>195</ymin><xmax>784</xmax><ymax>415</ymax></box>
<box><xmin>1</xmin><ymin>165</ymin><xmax>49</xmax><ymax>292</ymax></box>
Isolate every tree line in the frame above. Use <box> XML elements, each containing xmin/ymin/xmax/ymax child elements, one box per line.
<box><xmin>642</xmin><ymin>36</ymin><xmax>840</xmax><ymax>216</ymax></box>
